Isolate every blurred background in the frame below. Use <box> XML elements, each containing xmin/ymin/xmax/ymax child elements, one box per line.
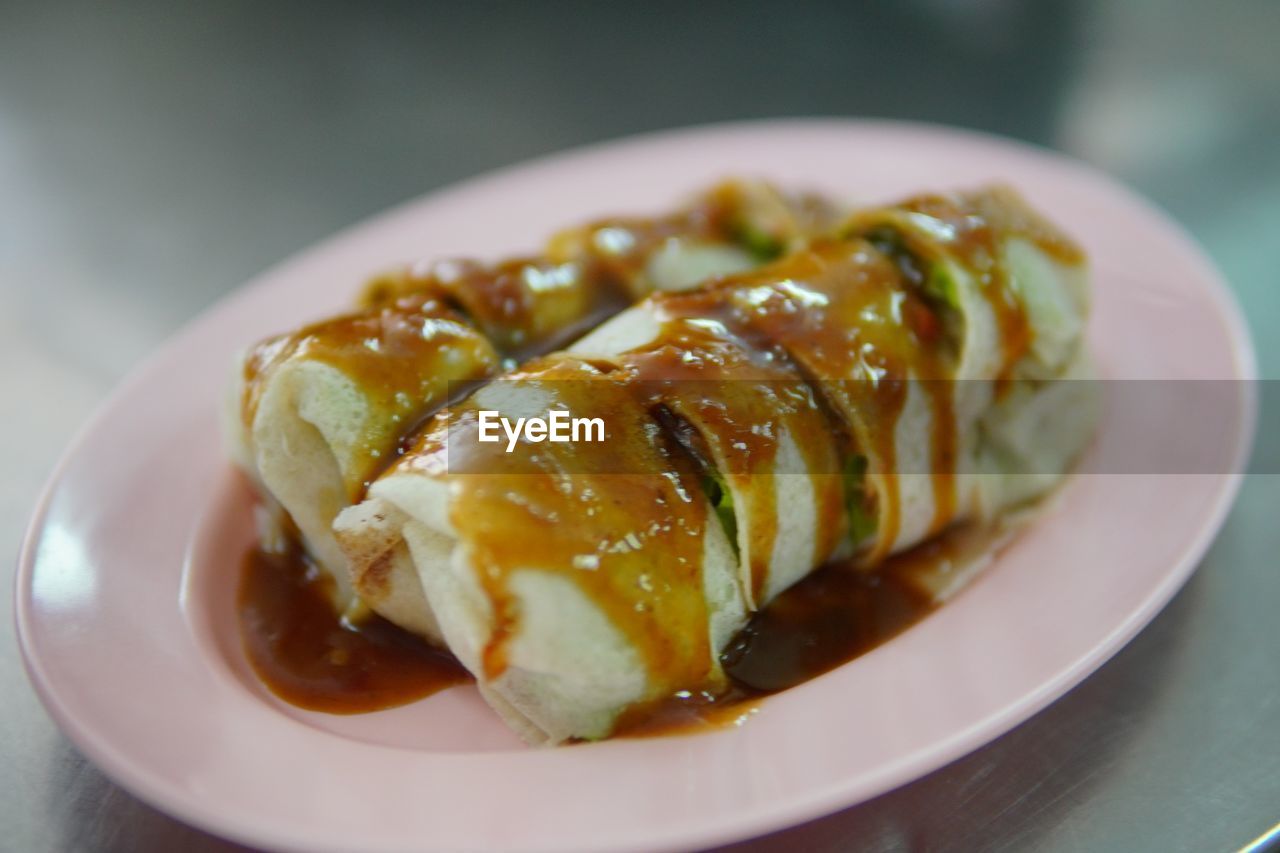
<box><xmin>2</xmin><ymin>1</ymin><xmax>1277</xmax><ymax>850</ymax></box>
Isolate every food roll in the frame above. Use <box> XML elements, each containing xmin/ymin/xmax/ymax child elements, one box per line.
<box><xmin>335</xmin><ymin>184</ymin><xmax>1097</xmax><ymax>741</ymax></box>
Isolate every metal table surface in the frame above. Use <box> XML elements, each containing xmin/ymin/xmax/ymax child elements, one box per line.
<box><xmin>3</xmin><ymin>2</ymin><xmax>1277</xmax><ymax>850</ymax></box>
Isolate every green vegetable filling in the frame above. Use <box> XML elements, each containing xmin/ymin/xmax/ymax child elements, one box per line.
<box><xmin>734</xmin><ymin>220</ymin><xmax>785</xmax><ymax>262</ymax></box>
<box><xmin>925</xmin><ymin>264</ymin><xmax>960</xmax><ymax>310</ymax></box>
<box><xmin>842</xmin><ymin>455</ymin><xmax>877</xmax><ymax>548</ymax></box>
<box><xmin>701</xmin><ymin>473</ymin><xmax>740</xmax><ymax>553</ymax></box>
<box><xmin>862</xmin><ymin>226</ymin><xmax>961</xmax><ymax>311</ymax></box>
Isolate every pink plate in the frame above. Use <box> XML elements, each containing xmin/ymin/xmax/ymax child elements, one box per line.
<box><xmin>15</xmin><ymin>120</ymin><xmax>1255</xmax><ymax>852</ymax></box>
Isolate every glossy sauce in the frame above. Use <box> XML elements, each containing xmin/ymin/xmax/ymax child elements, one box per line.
<box><xmin>238</xmin><ymin>539</ymin><xmax>468</xmax><ymax>713</ymax></box>
<box><xmin>241</xmin><ymin>295</ymin><xmax>500</xmax><ymax>500</ymax></box>
<box><xmin>360</xmin><ymin>256</ymin><xmax>631</xmax><ymax>361</ymax></box>
<box><xmin>837</xmin><ymin>187</ymin><xmax>1087</xmax><ymax>539</ymax></box>
<box><xmin>722</xmin><ymin>557</ymin><xmax>933</xmax><ymax>691</ymax></box>
<box><xmin>894</xmin><ymin>187</ymin><xmax>1084</xmax><ymax>385</ymax></box>
<box><xmin>620</xmin><ymin>316</ymin><xmax>847</xmax><ymax>606</ymax></box>
<box><xmin>622</xmin><ymin>551</ymin><xmax>936</xmax><ymax>737</ymax></box>
<box><xmin>620</xmin><ymin>521</ymin><xmax>1017</xmax><ymax>738</ymax></box>
<box><xmin>354</xmin><ymin>179</ymin><xmax>832</xmax><ymax>358</ymax></box>
<box><xmin>661</xmin><ymin>238</ymin><xmax>957</xmax><ymax>564</ymax></box>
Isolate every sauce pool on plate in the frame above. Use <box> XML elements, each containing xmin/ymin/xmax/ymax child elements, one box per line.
<box><xmin>237</xmin><ymin>530</ymin><xmax>941</xmax><ymax>729</ymax></box>
<box><xmin>238</xmin><ymin>541</ymin><xmax>468</xmax><ymax>714</ymax></box>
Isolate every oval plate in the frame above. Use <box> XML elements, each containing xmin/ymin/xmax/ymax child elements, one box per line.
<box><xmin>15</xmin><ymin>120</ymin><xmax>1255</xmax><ymax>853</ymax></box>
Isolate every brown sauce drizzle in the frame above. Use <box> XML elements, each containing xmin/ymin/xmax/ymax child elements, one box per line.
<box><xmin>238</xmin><ymin>539</ymin><xmax>468</xmax><ymax>713</ymax></box>
<box><xmin>838</xmin><ymin>186</ymin><xmax>1085</xmax><ymax>538</ymax></box>
<box><xmin>618</xmin><ymin>315</ymin><xmax>845</xmax><ymax>607</ymax></box>
<box><xmin>860</xmin><ymin>230</ymin><xmax>960</xmax><ymax>538</ymax></box>
<box><xmin>354</xmin><ymin>178</ymin><xmax>835</xmax><ymax>358</ymax></box>
<box><xmin>240</xmin><ymin>294</ymin><xmax>501</xmax><ymax>500</ymax></box>
<box><xmin>893</xmin><ymin>187</ymin><xmax>1083</xmax><ymax>386</ymax></box>
<box><xmin>657</xmin><ymin>238</ymin><xmax>957</xmax><ymax>565</ymax></box>
<box><xmin>926</xmin><ymin>379</ymin><xmax>958</xmax><ymax>537</ymax></box>
<box><xmin>360</xmin><ymin>256</ymin><xmax>633</xmax><ymax>362</ymax></box>
<box><xmin>240</xmin><ymin>181</ymin><xmax>832</xmax><ymax>502</ymax></box>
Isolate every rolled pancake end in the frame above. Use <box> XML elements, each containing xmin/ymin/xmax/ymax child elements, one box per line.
<box><xmin>249</xmin><ymin>359</ymin><xmax>358</xmax><ymax>606</ymax></box>
<box><xmin>332</xmin><ymin>498</ymin><xmax>444</xmax><ymax>643</ymax></box>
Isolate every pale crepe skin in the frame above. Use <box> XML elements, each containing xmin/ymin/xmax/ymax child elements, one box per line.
<box><xmin>231</xmin><ymin>180</ymin><xmax>843</xmax><ymax>630</ymax></box>
<box><xmin>336</xmin><ymin>186</ymin><xmax>1097</xmax><ymax>744</ymax></box>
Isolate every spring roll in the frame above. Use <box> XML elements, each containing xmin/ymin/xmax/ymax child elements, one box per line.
<box><xmin>336</xmin><ymin>185</ymin><xmax>1096</xmax><ymax>742</ymax></box>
